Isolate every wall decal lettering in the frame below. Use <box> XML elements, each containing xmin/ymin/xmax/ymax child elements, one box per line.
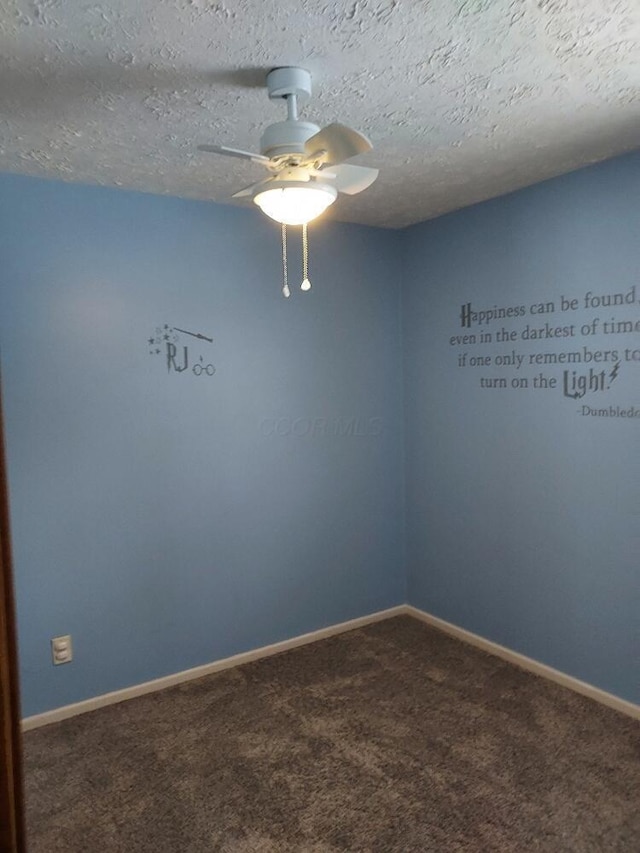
<box><xmin>449</xmin><ymin>285</ymin><xmax>638</xmax><ymax>414</ymax></box>
<box><xmin>148</xmin><ymin>324</ymin><xmax>216</xmax><ymax>377</ymax></box>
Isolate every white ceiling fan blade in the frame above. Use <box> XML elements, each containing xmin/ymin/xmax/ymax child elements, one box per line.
<box><xmin>198</xmin><ymin>144</ymin><xmax>270</xmax><ymax>165</ymax></box>
<box><xmin>231</xmin><ymin>177</ymin><xmax>275</xmax><ymax>198</ymax></box>
<box><xmin>304</xmin><ymin>123</ymin><xmax>372</xmax><ymax>166</ymax></box>
<box><xmin>329</xmin><ymin>163</ymin><xmax>379</xmax><ymax>195</ymax></box>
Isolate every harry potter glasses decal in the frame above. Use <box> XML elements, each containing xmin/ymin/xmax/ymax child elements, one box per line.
<box><xmin>193</xmin><ymin>357</ymin><xmax>216</xmax><ymax>376</ymax></box>
<box><xmin>148</xmin><ymin>325</ymin><xmax>216</xmax><ymax>377</ymax></box>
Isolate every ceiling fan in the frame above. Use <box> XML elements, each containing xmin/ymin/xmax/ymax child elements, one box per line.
<box><xmin>198</xmin><ymin>66</ymin><xmax>378</xmax><ymax>227</ymax></box>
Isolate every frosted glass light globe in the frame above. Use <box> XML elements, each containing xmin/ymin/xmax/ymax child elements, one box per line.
<box><xmin>254</xmin><ymin>185</ymin><xmax>337</xmax><ymax>225</ymax></box>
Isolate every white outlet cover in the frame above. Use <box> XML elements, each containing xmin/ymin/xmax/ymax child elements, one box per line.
<box><xmin>51</xmin><ymin>634</ymin><xmax>73</xmax><ymax>665</ymax></box>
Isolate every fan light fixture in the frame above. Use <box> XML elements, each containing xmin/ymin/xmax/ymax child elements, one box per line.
<box><xmin>198</xmin><ymin>66</ymin><xmax>378</xmax><ymax>297</ymax></box>
<box><xmin>254</xmin><ymin>184</ymin><xmax>337</xmax><ymax>226</ymax></box>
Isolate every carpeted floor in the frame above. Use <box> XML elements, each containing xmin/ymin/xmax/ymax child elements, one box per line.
<box><xmin>23</xmin><ymin>616</ymin><xmax>639</xmax><ymax>852</ymax></box>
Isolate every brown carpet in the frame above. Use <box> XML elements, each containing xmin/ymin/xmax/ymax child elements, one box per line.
<box><xmin>23</xmin><ymin>616</ymin><xmax>639</xmax><ymax>852</ymax></box>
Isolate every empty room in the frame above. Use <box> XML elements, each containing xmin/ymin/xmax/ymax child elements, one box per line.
<box><xmin>0</xmin><ymin>2</ymin><xmax>638</xmax><ymax>851</ymax></box>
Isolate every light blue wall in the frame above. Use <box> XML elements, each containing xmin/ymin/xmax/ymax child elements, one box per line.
<box><xmin>2</xmin><ymin>153</ymin><xmax>638</xmax><ymax>717</ymax></box>
<box><xmin>403</xmin><ymin>152</ymin><xmax>640</xmax><ymax>704</ymax></box>
<box><xmin>0</xmin><ymin>175</ymin><xmax>405</xmax><ymax>716</ymax></box>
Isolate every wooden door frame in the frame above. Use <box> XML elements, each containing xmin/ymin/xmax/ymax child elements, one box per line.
<box><xmin>0</xmin><ymin>378</ymin><xmax>26</xmax><ymax>853</ymax></box>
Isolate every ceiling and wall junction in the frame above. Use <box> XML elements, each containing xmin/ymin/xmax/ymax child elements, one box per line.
<box><xmin>0</xmin><ymin>0</ymin><xmax>638</xmax><ymax>228</ymax></box>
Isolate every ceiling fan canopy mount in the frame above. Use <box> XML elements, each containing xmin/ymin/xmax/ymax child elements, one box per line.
<box><xmin>197</xmin><ymin>66</ymin><xmax>378</xmax><ymax>223</ymax></box>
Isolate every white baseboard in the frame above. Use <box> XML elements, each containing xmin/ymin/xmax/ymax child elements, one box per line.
<box><xmin>21</xmin><ymin>605</ymin><xmax>406</xmax><ymax>731</ymax></box>
<box><xmin>23</xmin><ymin>602</ymin><xmax>639</xmax><ymax>730</ymax></box>
<box><xmin>406</xmin><ymin>605</ymin><xmax>640</xmax><ymax>721</ymax></box>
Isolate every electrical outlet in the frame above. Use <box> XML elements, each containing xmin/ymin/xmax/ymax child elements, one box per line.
<box><xmin>51</xmin><ymin>634</ymin><xmax>73</xmax><ymax>665</ymax></box>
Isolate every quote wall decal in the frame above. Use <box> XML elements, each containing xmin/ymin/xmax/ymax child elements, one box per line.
<box><xmin>148</xmin><ymin>324</ymin><xmax>216</xmax><ymax>377</ymax></box>
<box><xmin>449</xmin><ymin>285</ymin><xmax>639</xmax><ymax>418</ymax></box>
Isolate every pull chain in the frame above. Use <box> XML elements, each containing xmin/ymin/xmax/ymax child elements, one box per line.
<box><xmin>281</xmin><ymin>223</ymin><xmax>290</xmax><ymax>298</ymax></box>
<box><xmin>301</xmin><ymin>223</ymin><xmax>311</xmax><ymax>291</ymax></box>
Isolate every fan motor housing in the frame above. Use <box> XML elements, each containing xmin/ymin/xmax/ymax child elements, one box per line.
<box><xmin>260</xmin><ymin>120</ymin><xmax>320</xmax><ymax>159</ymax></box>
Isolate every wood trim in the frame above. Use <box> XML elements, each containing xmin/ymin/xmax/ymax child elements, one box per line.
<box><xmin>406</xmin><ymin>605</ymin><xmax>640</xmax><ymax>720</ymax></box>
<box><xmin>24</xmin><ymin>602</ymin><xmax>639</xmax><ymax>731</ymax></box>
<box><xmin>23</xmin><ymin>605</ymin><xmax>407</xmax><ymax>730</ymax></box>
<box><xmin>0</xmin><ymin>379</ymin><xmax>26</xmax><ymax>853</ymax></box>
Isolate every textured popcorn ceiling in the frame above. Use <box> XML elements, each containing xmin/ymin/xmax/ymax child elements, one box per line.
<box><xmin>0</xmin><ymin>1</ymin><xmax>638</xmax><ymax>228</ymax></box>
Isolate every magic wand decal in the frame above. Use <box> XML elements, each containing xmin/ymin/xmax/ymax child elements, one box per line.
<box><xmin>173</xmin><ymin>327</ymin><xmax>214</xmax><ymax>343</ymax></box>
